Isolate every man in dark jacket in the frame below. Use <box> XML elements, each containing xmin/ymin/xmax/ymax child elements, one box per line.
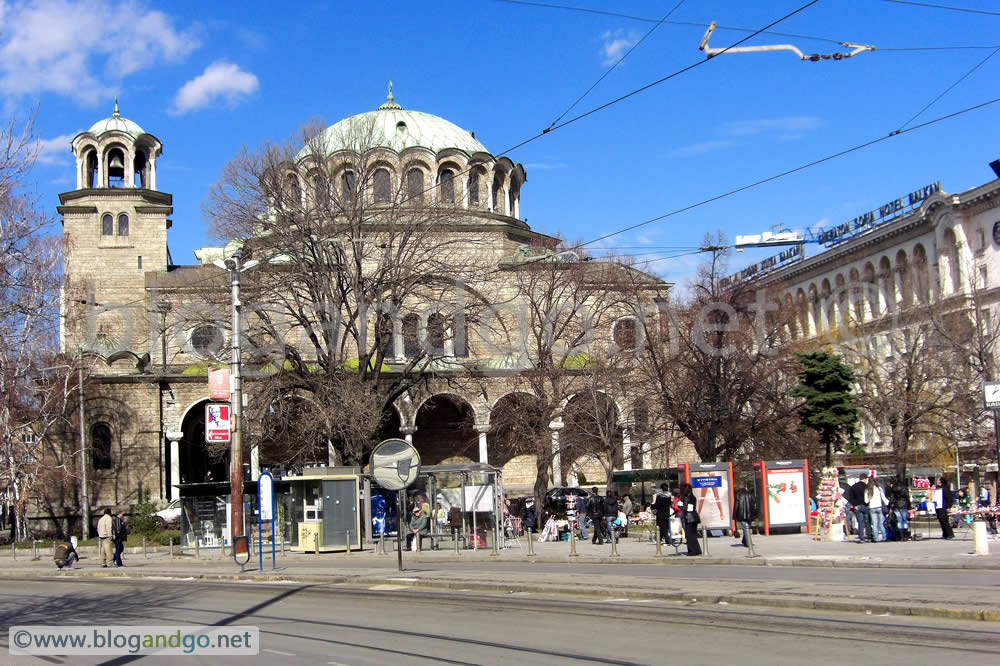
<box><xmin>53</xmin><ymin>540</ymin><xmax>78</xmax><ymax>570</ymax></box>
<box><xmin>652</xmin><ymin>483</ymin><xmax>674</xmax><ymax>545</ymax></box>
<box><xmin>732</xmin><ymin>487</ymin><xmax>757</xmax><ymax>547</ymax></box>
<box><xmin>587</xmin><ymin>487</ymin><xmax>605</xmax><ymax>544</ymax></box>
<box><xmin>603</xmin><ymin>492</ymin><xmax>619</xmax><ymax>543</ymax></box>
<box><xmin>522</xmin><ymin>498</ymin><xmax>538</xmax><ymax>533</ymax></box>
<box><xmin>846</xmin><ymin>475</ymin><xmax>871</xmax><ymax>542</ymax></box>
<box><xmin>935</xmin><ymin>477</ymin><xmax>955</xmax><ymax>539</ymax></box>
<box><xmin>111</xmin><ymin>511</ymin><xmax>128</xmax><ymax>567</ymax></box>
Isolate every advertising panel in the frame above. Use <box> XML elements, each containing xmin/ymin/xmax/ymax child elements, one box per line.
<box><xmin>205</xmin><ymin>404</ymin><xmax>230</xmax><ymax>442</ymax></box>
<box><xmin>764</xmin><ymin>467</ymin><xmax>806</xmax><ymax>526</ymax></box>
<box><xmin>685</xmin><ymin>463</ymin><xmax>732</xmax><ymax>529</ymax></box>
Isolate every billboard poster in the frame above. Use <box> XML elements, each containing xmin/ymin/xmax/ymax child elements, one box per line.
<box><xmin>205</xmin><ymin>403</ymin><xmax>231</xmax><ymax>442</ymax></box>
<box><xmin>764</xmin><ymin>467</ymin><xmax>807</xmax><ymax>526</ymax></box>
<box><xmin>689</xmin><ymin>469</ymin><xmax>731</xmax><ymax>529</ymax></box>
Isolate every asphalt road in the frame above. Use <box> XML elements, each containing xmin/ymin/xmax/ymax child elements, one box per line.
<box><xmin>3</xmin><ymin>579</ymin><xmax>999</xmax><ymax>665</ymax></box>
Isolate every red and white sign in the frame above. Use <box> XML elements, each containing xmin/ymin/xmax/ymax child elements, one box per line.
<box><xmin>764</xmin><ymin>467</ymin><xmax>807</xmax><ymax>526</ymax></box>
<box><xmin>208</xmin><ymin>367</ymin><xmax>230</xmax><ymax>401</ymax></box>
<box><xmin>205</xmin><ymin>403</ymin><xmax>231</xmax><ymax>442</ymax></box>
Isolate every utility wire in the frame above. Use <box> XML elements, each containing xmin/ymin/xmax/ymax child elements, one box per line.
<box><xmin>577</xmin><ymin>96</ymin><xmax>1000</xmax><ymax>250</ymax></box>
<box><xmin>881</xmin><ymin>0</ymin><xmax>1000</xmax><ymax>16</ymax></box>
<box><xmin>899</xmin><ymin>46</ymin><xmax>1000</xmax><ymax>129</ymax></box>
<box><xmin>548</xmin><ymin>1</ymin><xmax>687</xmax><ymax>129</ymax></box>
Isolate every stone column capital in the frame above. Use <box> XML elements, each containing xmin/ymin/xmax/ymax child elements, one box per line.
<box><xmin>165</xmin><ymin>431</ymin><xmax>184</xmax><ymax>442</ymax></box>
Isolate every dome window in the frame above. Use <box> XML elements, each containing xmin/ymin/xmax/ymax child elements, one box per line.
<box><xmin>107</xmin><ymin>148</ymin><xmax>126</xmax><ymax>187</ymax></box>
<box><xmin>133</xmin><ymin>150</ymin><xmax>147</xmax><ymax>188</ymax></box>
<box><xmin>439</xmin><ymin>169</ymin><xmax>455</xmax><ymax>204</ymax></box>
<box><xmin>341</xmin><ymin>170</ymin><xmax>356</xmax><ymax>197</ymax></box>
<box><xmin>406</xmin><ymin>168</ymin><xmax>424</xmax><ymax>204</ymax></box>
<box><xmin>84</xmin><ymin>149</ymin><xmax>98</xmax><ymax>188</ymax></box>
<box><xmin>117</xmin><ymin>213</ymin><xmax>129</xmax><ymax>237</ymax></box>
<box><xmin>101</xmin><ymin>213</ymin><xmax>114</xmax><ymax>236</ymax></box>
<box><xmin>374</xmin><ymin>168</ymin><xmax>391</xmax><ymax>204</ymax></box>
<box><xmin>396</xmin><ymin>121</ymin><xmax>408</xmax><ymax>133</ymax></box>
<box><xmin>468</xmin><ymin>172</ymin><xmax>480</xmax><ymax>207</ymax></box>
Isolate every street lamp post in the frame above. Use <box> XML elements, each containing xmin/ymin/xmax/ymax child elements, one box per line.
<box><xmin>78</xmin><ymin>363</ymin><xmax>90</xmax><ymax>539</ymax></box>
<box><xmin>214</xmin><ymin>255</ymin><xmax>258</xmax><ymax>556</ymax></box>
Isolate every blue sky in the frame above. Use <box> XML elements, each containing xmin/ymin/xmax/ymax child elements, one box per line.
<box><xmin>5</xmin><ymin>0</ymin><xmax>999</xmax><ymax>287</ymax></box>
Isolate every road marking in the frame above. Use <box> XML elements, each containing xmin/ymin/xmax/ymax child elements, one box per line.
<box><xmin>369</xmin><ymin>584</ymin><xmax>410</xmax><ymax>590</ymax></box>
<box><xmin>605</xmin><ymin>598</ymin><xmax>629</xmax><ymax>602</ymax></box>
<box><xmin>263</xmin><ymin>648</ymin><xmax>296</xmax><ymax>656</ymax></box>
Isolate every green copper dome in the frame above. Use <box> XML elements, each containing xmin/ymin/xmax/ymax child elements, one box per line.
<box><xmin>87</xmin><ymin>99</ymin><xmax>146</xmax><ymax>139</ymax></box>
<box><xmin>301</xmin><ymin>85</ymin><xmax>488</xmax><ymax>159</ymax></box>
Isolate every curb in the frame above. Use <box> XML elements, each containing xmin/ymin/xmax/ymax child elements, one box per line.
<box><xmin>6</xmin><ymin>569</ymin><xmax>997</xmax><ymax>623</ymax></box>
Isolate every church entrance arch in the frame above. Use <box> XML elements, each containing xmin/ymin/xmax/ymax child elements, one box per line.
<box><xmin>413</xmin><ymin>394</ymin><xmax>477</xmax><ymax>465</ymax></box>
<box><xmin>170</xmin><ymin>399</ymin><xmax>229</xmax><ymax>486</ymax></box>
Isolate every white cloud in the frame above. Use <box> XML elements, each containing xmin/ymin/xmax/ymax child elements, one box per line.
<box><xmin>170</xmin><ymin>61</ymin><xmax>258</xmax><ymax>115</ymax></box>
<box><xmin>724</xmin><ymin>116</ymin><xmax>822</xmax><ymax>140</ymax></box>
<box><xmin>669</xmin><ymin>139</ymin><xmax>735</xmax><ymax>157</ymax></box>
<box><xmin>0</xmin><ymin>0</ymin><xmax>200</xmax><ymax>104</ymax></box>
<box><xmin>36</xmin><ymin>133</ymin><xmax>76</xmax><ymax>165</ymax></box>
<box><xmin>600</xmin><ymin>29</ymin><xmax>639</xmax><ymax>66</ymax></box>
<box><xmin>523</xmin><ymin>162</ymin><xmax>568</xmax><ymax>170</ymax></box>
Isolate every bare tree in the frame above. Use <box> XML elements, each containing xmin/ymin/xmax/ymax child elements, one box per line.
<box><xmin>203</xmin><ymin>116</ymin><xmax>497</xmax><ymax>465</ymax></box>
<box><xmin>0</xmin><ymin>113</ymin><xmax>65</xmax><ymax>539</ymax></box>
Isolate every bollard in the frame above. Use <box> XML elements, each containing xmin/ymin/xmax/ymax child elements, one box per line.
<box><xmin>314</xmin><ymin>533</ymin><xmax>319</xmax><ymax>555</ymax></box>
<box><xmin>701</xmin><ymin>525</ymin><xmax>710</xmax><ymax>556</ymax></box>
<box><xmin>454</xmin><ymin>531</ymin><xmax>460</xmax><ymax>555</ymax></box>
<box><xmin>32</xmin><ymin>540</ymin><xmax>38</xmax><ymax>561</ymax></box>
<box><xmin>526</xmin><ymin>527</ymin><xmax>535</xmax><ymax>557</ymax></box>
<box><xmin>143</xmin><ymin>537</ymin><xmax>147</xmax><ymax>559</ymax></box>
<box><xmin>52</xmin><ymin>540</ymin><xmax>56</xmax><ymax>557</ymax></box>
<box><xmin>415</xmin><ymin>532</ymin><xmax>422</xmax><ymax>554</ymax></box>
<box><xmin>490</xmin><ymin>528</ymin><xmax>499</xmax><ymax>557</ymax></box>
<box><xmin>745</xmin><ymin>522</ymin><xmax>759</xmax><ymax>558</ymax></box>
<box><xmin>169</xmin><ymin>538</ymin><xmax>174</xmax><ymax>559</ymax></box>
<box><xmin>655</xmin><ymin>532</ymin><xmax>663</xmax><ymax>557</ymax></box>
<box><xmin>610</xmin><ymin>526</ymin><xmax>620</xmax><ymax>557</ymax></box>
<box><xmin>221</xmin><ymin>540</ymin><xmax>227</xmax><ymax>558</ymax></box>
<box><xmin>569</xmin><ymin>524</ymin><xmax>578</xmax><ymax>557</ymax></box>
<box><xmin>345</xmin><ymin>530</ymin><xmax>351</xmax><ymax>556</ymax></box>
<box><xmin>379</xmin><ymin>532</ymin><xmax>385</xmax><ymax>555</ymax></box>
<box><xmin>11</xmin><ymin>543</ymin><xmax>15</xmax><ymax>561</ymax></box>
<box><xmin>195</xmin><ymin>538</ymin><xmax>200</xmax><ymax>559</ymax></box>
<box><xmin>973</xmin><ymin>520</ymin><xmax>989</xmax><ymax>555</ymax></box>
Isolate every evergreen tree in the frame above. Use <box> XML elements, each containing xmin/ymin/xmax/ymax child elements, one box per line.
<box><xmin>790</xmin><ymin>351</ymin><xmax>858</xmax><ymax>467</ymax></box>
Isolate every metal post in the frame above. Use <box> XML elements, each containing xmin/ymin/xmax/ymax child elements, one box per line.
<box><xmin>655</xmin><ymin>532</ymin><xmax>663</xmax><ymax>557</ymax></box>
<box><xmin>610</xmin><ymin>525</ymin><xmax>620</xmax><ymax>557</ymax></box>
<box><xmin>32</xmin><ymin>540</ymin><xmax>37</xmax><ymax>561</ymax></box>
<box><xmin>313</xmin><ymin>532</ymin><xmax>319</xmax><ymax>555</ymax></box>
<box><xmin>490</xmin><ymin>523</ymin><xmax>499</xmax><ymax>557</ymax></box>
<box><xmin>746</xmin><ymin>522</ymin><xmax>758</xmax><ymax>558</ymax></box>
<box><xmin>454</xmin><ymin>530</ymin><xmax>460</xmax><ymax>555</ymax></box>
<box><xmin>526</xmin><ymin>527</ymin><xmax>535</xmax><ymax>557</ymax></box>
<box><xmin>345</xmin><ymin>530</ymin><xmax>350</xmax><ymax>556</ymax></box>
<box><xmin>227</xmin><ymin>259</ymin><xmax>246</xmax><ymax>558</ymax></box>
<box><xmin>378</xmin><ymin>531</ymin><xmax>385</xmax><ymax>555</ymax></box>
<box><xmin>701</xmin><ymin>525</ymin><xmax>710</xmax><ymax>556</ymax></box>
<box><xmin>169</xmin><ymin>537</ymin><xmax>173</xmax><ymax>559</ymax></box>
<box><xmin>994</xmin><ymin>411</ymin><xmax>1000</xmax><ymax>484</ymax></box>
<box><xmin>569</xmin><ymin>524</ymin><xmax>577</xmax><ymax>557</ymax></box>
<box><xmin>143</xmin><ymin>536</ymin><xmax>147</xmax><ymax>559</ymax></box>
<box><xmin>78</xmin><ymin>364</ymin><xmax>90</xmax><ymax>540</ymax></box>
<box><xmin>11</xmin><ymin>544</ymin><xmax>15</xmax><ymax>561</ymax></box>
<box><xmin>194</xmin><ymin>538</ymin><xmax>200</xmax><ymax>559</ymax></box>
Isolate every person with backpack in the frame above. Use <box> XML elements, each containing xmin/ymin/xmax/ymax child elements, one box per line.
<box><xmin>587</xmin><ymin>487</ymin><xmax>605</xmax><ymax>545</ymax></box>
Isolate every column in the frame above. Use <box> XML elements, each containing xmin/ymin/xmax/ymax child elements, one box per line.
<box><xmin>622</xmin><ymin>432</ymin><xmax>632</xmax><ymax>471</ymax></box>
<box><xmin>475</xmin><ymin>424</ymin><xmax>489</xmax><ymax>464</ymax></box>
<box><xmin>166</xmin><ymin>431</ymin><xmax>183</xmax><ymax>502</ymax></box>
<box><xmin>251</xmin><ymin>444</ymin><xmax>260</xmax><ymax>479</ymax></box>
<box><xmin>549</xmin><ymin>420</ymin><xmax>564</xmax><ymax>487</ymax></box>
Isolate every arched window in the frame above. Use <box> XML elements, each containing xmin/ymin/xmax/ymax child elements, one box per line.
<box><xmin>633</xmin><ymin>404</ymin><xmax>649</xmax><ymax>436</ymax></box>
<box><xmin>452</xmin><ymin>314</ymin><xmax>468</xmax><ymax>357</ymax></box>
<box><xmin>613</xmin><ymin>317</ymin><xmax>637</xmax><ymax>350</ymax></box>
<box><xmin>341</xmin><ymin>170</ymin><xmax>356</xmax><ymax>197</ymax></box>
<box><xmin>402</xmin><ymin>314</ymin><xmax>420</xmax><ymax>358</ymax></box>
<box><xmin>92</xmin><ymin>423</ymin><xmax>112</xmax><ymax>470</ymax></box>
<box><xmin>468</xmin><ymin>172</ymin><xmax>480</xmax><ymax>207</ymax></box>
<box><xmin>492</xmin><ymin>174</ymin><xmax>504</xmax><ymax>214</ymax></box>
<box><xmin>285</xmin><ymin>174</ymin><xmax>301</xmax><ymax>207</ymax></box>
<box><xmin>406</xmin><ymin>168</ymin><xmax>424</xmax><ymax>203</ymax></box>
<box><xmin>312</xmin><ymin>173</ymin><xmax>328</xmax><ymax>209</ymax></box>
<box><xmin>117</xmin><ymin>213</ymin><xmax>129</xmax><ymax>237</ymax></box>
<box><xmin>101</xmin><ymin>213</ymin><xmax>114</xmax><ymax>236</ymax></box>
<box><xmin>374</xmin><ymin>168</ymin><xmax>391</xmax><ymax>203</ymax></box>
<box><xmin>107</xmin><ymin>148</ymin><xmax>126</xmax><ymax>188</ymax></box>
<box><xmin>376</xmin><ymin>313</ymin><xmax>394</xmax><ymax>359</ymax></box>
<box><xmin>427</xmin><ymin>313</ymin><xmax>446</xmax><ymax>355</ymax></box>
<box><xmin>133</xmin><ymin>150</ymin><xmax>147</xmax><ymax>187</ymax></box>
<box><xmin>85</xmin><ymin>149</ymin><xmax>98</xmax><ymax>188</ymax></box>
<box><xmin>439</xmin><ymin>169</ymin><xmax>455</xmax><ymax>204</ymax></box>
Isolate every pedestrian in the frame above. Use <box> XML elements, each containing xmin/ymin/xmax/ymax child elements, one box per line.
<box><xmin>866</xmin><ymin>476</ymin><xmax>889</xmax><ymax>542</ymax></box>
<box><xmin>575</xmin><ymin>494</ymin><xmax>588</xmax><ymax>540</ymax></box>
<box><xmin>522</xmin><ymin>498</ymin><xmax>538</xmax><ymax>534</ymax></box>
<box><xmin>652</xmin><ymin>483</ymin><xmax>674</xmax><ymax>546</ymax></box>
<box><xmin>934</xmin><ymin>477</ymin><xmax>955</xmax><ymax>539</ymax></box>
<box><xmin>847</xmin><ymin>475</ymin><xmax>871</xmax><ymax>542</ymax></box>
<box><xmin>732</xmin><ymin>485</ymin><xmax>757</xmax><ymax>548</ymax></box>
<box><xmin>112</xmin><ymin>511</ymin><xmax>128</xmax><ymax>566</ymax></box>
<box><xmin>680</xmin><ymin>483</ymin><xmax>702</xmax><ymax>556</ymax></box>
<box><xmin>888</xmin><ymin>479</ymin><xmax>911</xmax><ymax>541</ymax></box>
<box><xmin>979</xmin><ymin>486</ymin><xmax>991</xmax><ymax>507</ymax></box>
<box><xmin>53</xmin><ymin>540</ymin><xmax>78</xmax><ymax>570</ymax></box>
<box><xmin>603</xmin><ymin>491</ymin><xmax>619</xmax><ymax>544</ymax></box>
<box><xmin>587</xmin><ymin>487</ymin><xmax>605</xmax><ymax>544</ymax></box>
<box><xmin>97</xmin><ymin>508</ymin><xmax>114</xmax><ymax>567</ymax></box>
<box><xmin>448</xmin><ymin>504</ymin><xmax>463</xmax><ymax>541</ymax></box>
<box><xmin>406</xmin><ymin>506</ymin><xmax>429</xmax><ymax>550</ymax></box>
<box><xmin>621</xmin><ymin>494</ymin><xmax>633</xmax><ymax>537</ymax></box>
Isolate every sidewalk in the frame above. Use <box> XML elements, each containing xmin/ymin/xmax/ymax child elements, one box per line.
<box><xmin>3</xmin><ymin>529</ymin><xmax>998</xmax><ymax>622</ymax></box>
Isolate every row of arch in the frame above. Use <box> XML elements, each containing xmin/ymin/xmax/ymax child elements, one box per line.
<box><xmin>781</xmin><ymin>229</ymin><xmax>971</xmax><ymax>338</ymax></box>
<box><xmin>75</xmin><ymin>139</ymin><xmax>160</xmax><ymax>190</ymax></box>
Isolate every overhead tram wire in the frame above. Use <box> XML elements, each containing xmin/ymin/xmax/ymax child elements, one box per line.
<box><xmin>575</xmin><ymin>96</ymin><xmax>1000</xmax><ymax>251</ymax></box>
<box><xmin>499</xmin><ymin>0</ymin><xmax>1000</xmax><ymax>52</ymax></box>
<box><xmin>898</xmin><ymin>46</ymin><xmax>1000</xmax><ymax>129</ymax></box>
<box><xmin>881</xmin><ymin>0</ymin><xmax>1000</xmax><ymax>17</ymax></box>
<box><xmin>547</xmin><ymin>0</ymin><xmax>688</xmax><ymax>129</ymax></box>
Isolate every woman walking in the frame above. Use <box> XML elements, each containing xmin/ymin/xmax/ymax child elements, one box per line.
<box><xmin>888</xmin><ymin>479</ymin><xmax>911</xmax><ymax>541</ymax></box>
<box><xmin>679</xmin><ymin>483</ymin><xmax>702</xmax><ymax>556</ymax></box>
<box><xmin>867</xmin><ymin>476</ymin><xmax>889</xmax><ymax>542</ymax></box>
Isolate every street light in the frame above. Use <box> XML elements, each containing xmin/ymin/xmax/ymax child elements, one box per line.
<box><xmin>212</xmin><ymin>254</ymin><xmax>259</xmax><ymax>556</ymax></box>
